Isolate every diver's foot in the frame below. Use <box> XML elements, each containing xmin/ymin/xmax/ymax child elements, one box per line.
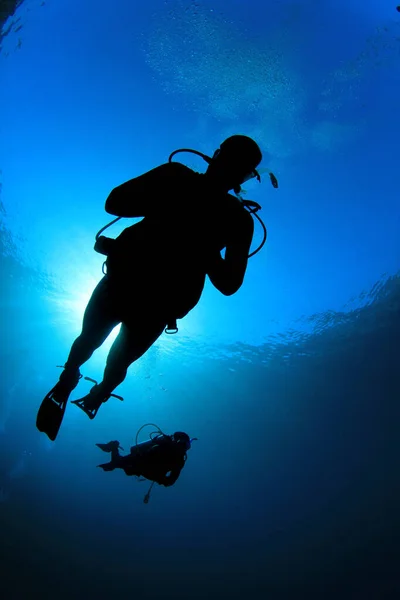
<box><xmin>82</xmin><ymin>384</ymin><xmax>110</xmax><ymax>410</ymax></box>
<box><xmin>71</xmin><ymin>384</ymin><xmax>112</xmax><ymax>420</ymax></box>
<box><xmin>96</xmin><ymin>441</ymin><xmax>122</xmax><ymax>453</ymax></box>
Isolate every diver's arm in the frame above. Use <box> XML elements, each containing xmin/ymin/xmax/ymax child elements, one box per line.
<box><xmin>105</xmin><ymin>162</ymin><xmax>189</xmax><ymax>218</ymax></box>
<box><xmin>105</xmin><ymin>165</ymin><xmax>164</xmax><ymax>217</ymax></box>
<box><xmin>158</xmin><ymin>451</ymin><xmax>186</xmax><ymax>487</ymax></box>
<box><xmin>160</xmin><ymin>467</ymin><xmax>182</xmax><ymax>487</ymax></box>
<box><xmin>207</xmin><ymin>213</ymin><xmax>254</xmax><ymax>296</ymax></box>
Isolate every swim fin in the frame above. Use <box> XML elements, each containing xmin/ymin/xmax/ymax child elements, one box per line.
<box><xmin>72</xmin><ymin>378</ymin><xmax>124</xmax><ymax>420</ymax></box>
<box><xmin>97</xmin><ymin>462</ymin><xmax>116</xmax><ymax>471</ymax></box>
<box><xmin>96</xmin><ymin>441</ymin><xmax>124</xmax><ymax>452</ymax></box>
<box><xmin>36</xmin><ymin>368</ymin><xmax>82</xmax><ymax>441</ymax></box>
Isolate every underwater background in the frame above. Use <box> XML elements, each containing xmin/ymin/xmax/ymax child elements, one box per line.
<box><xmin>0</xmin><ymin>0</ymin><xmax>399</xmax><ymax>598</ymax></box>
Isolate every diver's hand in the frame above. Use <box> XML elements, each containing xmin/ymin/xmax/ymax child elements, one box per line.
<box><xmin>207</xmin><ymin>211</ymin><xmax>254</xmax><ymax>295</ymax></box>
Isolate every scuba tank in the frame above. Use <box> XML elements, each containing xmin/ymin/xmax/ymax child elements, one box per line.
<box><xmin>129</xmin><ymin>434</ymin><xmax>166</xmax><ymax>458</ymax></box>
<box><xmin>131</xmin><ymin>423</ymin><xmax>197</xmax><ymax>456</ymax></box>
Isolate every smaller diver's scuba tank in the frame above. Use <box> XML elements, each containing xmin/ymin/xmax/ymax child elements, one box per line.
<box><xmin>130</xmin><ymin>434</ymin><xmax>165</xmax><ymax>458</ymax></box>
<box><xmin>132</xmin><ymin>423</ymin><xmax>197</xmax><ymax>455</ymax></box>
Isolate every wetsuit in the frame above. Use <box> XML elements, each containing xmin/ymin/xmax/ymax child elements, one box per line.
<box><xmin>63</xmin><ymin>161</ymin><xmax>254</xmax><ymax>395</ymax></box>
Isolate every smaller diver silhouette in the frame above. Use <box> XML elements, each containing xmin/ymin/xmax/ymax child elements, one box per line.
<box><xmin>96</xmin><ymin>425</ymin><xmax>196</xmax><ymax>503</ymax></box>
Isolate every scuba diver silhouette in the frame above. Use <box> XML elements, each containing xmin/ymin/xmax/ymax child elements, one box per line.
<box><xmin>96</xmin><ymin>425</ymin><xmax>197</xmax><ymax>503</ymax></box>
<box><xmin>36</xmin><ymin>134</ymin><xmax>278</xmax><ymax>441</ymax></box>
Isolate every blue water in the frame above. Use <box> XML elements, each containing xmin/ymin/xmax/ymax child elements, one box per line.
<box><xmin>0</xmin><ymin>1</ymin><xmax>399</xmax><ymax>598</ymax></box>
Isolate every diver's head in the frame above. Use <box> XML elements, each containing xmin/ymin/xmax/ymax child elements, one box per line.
<box><xmin>173</xmin><ymin>431</ymin><xmax>192</xmax><ymax>451</ymax></box>
<box><xmin>205</xmin><ymin>134</ymin><xmax>262</xmax><ymax>193</ymax></box>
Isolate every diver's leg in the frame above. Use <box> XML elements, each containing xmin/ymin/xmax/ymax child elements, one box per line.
<box><xmin>62</xmin><ymin>277</ymin><xmax>120</xmax><ymax>377</ymax></box>
<box><xmin>98</xmin><ymin>453</ymin><xmax>138</xmax><ymax>473</ymax></box>
<box><xmin>94</xmin><ymin>318</ymin><xmax>166</xmax><ymax>396</ymax></box>
<box><xmin>121</xmin><ymin>456</ymin><xmax>141</xmax><ymax>476</ymax></box>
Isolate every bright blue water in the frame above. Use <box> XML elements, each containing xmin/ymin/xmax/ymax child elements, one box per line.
<box><xmin>0</xmin><ymin>1</ymin><xmax>399</xmax><ymax>598</ymax></box>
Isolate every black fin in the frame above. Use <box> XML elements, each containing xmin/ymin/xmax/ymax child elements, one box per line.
<box><xmin>36</xmin><ymin>385</ymin><xmax>69</xmax><ymax>441</ymax></box>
